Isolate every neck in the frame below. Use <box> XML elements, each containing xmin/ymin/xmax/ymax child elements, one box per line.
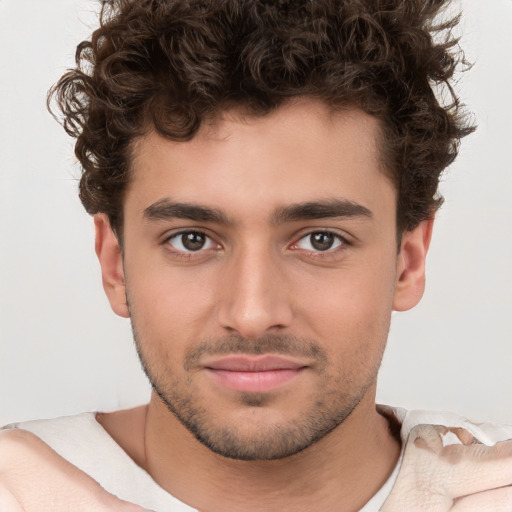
<box><xmin>138</xmin><ymin>389</ymin><xmax>400</xmax><ymax>512</ymax></box>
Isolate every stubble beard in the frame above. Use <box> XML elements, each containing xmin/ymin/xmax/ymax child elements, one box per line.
<box><xmin>131</xmin><ymin>323</ymin><xmax>381</xmax><ymax>461</ymax></box>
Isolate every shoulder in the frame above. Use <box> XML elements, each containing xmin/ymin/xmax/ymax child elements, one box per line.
<box><xmin>2</xmin><ymin>412</ymin><xmax>110</xmax><ymax>457</ymax></box>
<box><xmin>2</xmin><ymin>412</ymin><xmax>99</xmax><ymax>436</ymax></box>
<box><xmin>0</xmin><ymin>427</ymin><xmax>145</xmax><ymax>512</ymax></box>
<box><xmin>0</xmin><ymin>417</ymin><xmax>97</xmax><ymax>479</ymax></box>
<box><xmin>1</xmin><ymin>412</ymin><xmax>143</xmax><ymax>478</ymax></box>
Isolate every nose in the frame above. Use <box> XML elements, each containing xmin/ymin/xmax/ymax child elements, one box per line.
<box><xmin>216</xmin><ymin>247</ymin><xmax>294</xmax><ymax>339</ymax></box>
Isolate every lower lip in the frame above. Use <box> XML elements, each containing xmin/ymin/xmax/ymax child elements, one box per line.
<box><xmin>206</xmin><ymin>368</ymin><xmax>304</xmax><ymax>393</ymax></box>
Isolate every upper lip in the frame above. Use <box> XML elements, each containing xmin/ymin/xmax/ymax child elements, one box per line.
<box><xmin>204</xmin><ymin>355</ymin><xmax>307</xmax><ymax>372</ymax></box>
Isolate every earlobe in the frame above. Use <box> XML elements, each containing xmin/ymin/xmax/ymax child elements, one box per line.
<box><xmin>94</xmin><ymin>214</ymin><xmax>129</xmax><ymax>318</ymax></box>
<box><xmin>392</xmin><ymin>218</ymin><xmax>434</xmax><ymax>312</ymax></box>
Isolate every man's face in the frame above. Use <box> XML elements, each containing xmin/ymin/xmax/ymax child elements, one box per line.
<box><xmin>99</xmin><ymin>100</ymin><xmax>424</xmax><ymax>460</ymax></box>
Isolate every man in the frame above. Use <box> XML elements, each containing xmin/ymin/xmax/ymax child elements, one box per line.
<box><xmin>1</xmin><ymin>0</ymin><xmax>511</xmax><ymax>511</ymax></box>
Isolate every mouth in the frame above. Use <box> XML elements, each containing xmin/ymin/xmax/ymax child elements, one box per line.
<box><xmin>203</xmin><ymin>355</ymin><xmax>308</xmax><ymax>393</ymax></box>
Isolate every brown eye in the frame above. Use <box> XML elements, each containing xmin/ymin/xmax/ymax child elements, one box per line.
<box><xmin>295</xmin><ymin>231</ymin><xmax>344</xmax><ymax>252</ymax></box>
<box><xmin>167</xmin><ymin>231</ymin><xmax>216</xmax><ymax>252</ymax></box>
<box><xmin>182</xmin><ymin>232</ymin><xmax>206</xmax><ymax>251</ymax></box>
<box><xmin>310</xmin><ymin>233</ymin><xmax>335</xmax><ymax>251</ymax></box>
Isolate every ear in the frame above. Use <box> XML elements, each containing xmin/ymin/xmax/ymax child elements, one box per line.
<box><xmin>392</xmin><ymin>218</ymin><xmax>434</xmax><ymax>312</ymax></box>
<box><xmin>94</xmin><ymin>214</ymin><xmax>129</xmax><ymax>318</ymax></box>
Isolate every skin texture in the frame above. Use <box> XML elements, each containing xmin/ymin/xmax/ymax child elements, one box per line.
<box><xmin>0</xmin><ymin>100</ymin><xmax>434</xmax><ymax>512</ymax></box>
<box><xmin>93</xmin><ymin>99</ymin><xmax>433</xmax><ymax>511</ymax></box>
<box><xmin>380</xmin><ymin>425</ymin><xmax>512</xmax><ymax>512</ymax></box>
<box><xmin>0</xmin><ymin>429</ymin><xmax>145</xmax><ymax>511</ymax></box>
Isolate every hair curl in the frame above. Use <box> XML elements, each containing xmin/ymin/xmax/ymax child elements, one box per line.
<box><xmin>49</xmin><ymin>0</ymin><xmax>475</xmax><ymax>236</ymax></box>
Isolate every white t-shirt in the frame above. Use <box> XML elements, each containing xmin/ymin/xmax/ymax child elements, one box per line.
<box><xmin>4</xmin><ymin>406</ymin><xmax>512</xmax><ymax>511</ymax></box>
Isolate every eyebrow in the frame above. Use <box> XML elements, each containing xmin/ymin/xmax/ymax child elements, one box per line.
<box><xmin>143</xmin><ymin>198</ymin><xmax>372</xmax><ymax>225</ymax></box>
<box><xmin>272</xmin><ymin>199</ymin><xmax>372</xmax><ymax>224</ymax></box>
<box><xmin>143</xmin><ymin>199</ymin><xmax>230</xmax><ymax>224</ymax></box>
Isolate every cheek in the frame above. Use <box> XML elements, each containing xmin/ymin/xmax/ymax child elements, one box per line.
<box><xmin>296</xmin><ymin>262</ymin><xmax>396</xmax><ymax>354</ymax></box>
<box><xmin>125</xmin><ymin>259</ymin><xmax>218</xmax><ymax>343</ymax></box>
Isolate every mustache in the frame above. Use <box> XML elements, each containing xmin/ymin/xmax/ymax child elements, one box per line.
<box><xmin>183</xmin><ymin>334</ymin><xmax>327</xmax><ymax>370</ymax></box>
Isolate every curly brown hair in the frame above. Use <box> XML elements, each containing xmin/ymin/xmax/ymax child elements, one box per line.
<box><xmin>49</xmin><ymin>0</ymin><xmax>474</xmax><ymax>237</ymax></box>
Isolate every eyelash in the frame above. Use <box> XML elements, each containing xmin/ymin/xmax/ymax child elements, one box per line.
<box><xmin>290</xmin><ymin>230</ymin><xmax>350</xmax><ymax>256</ymax></box>
<box><xmin>162</xmin><ymin>229</ymin><xmax>351</xmax><ymax>258</ymax></box>
<box><xmin>163</xmin><ymin>229</ymin><xmax>219</xmax><ymax>258</ymax></box>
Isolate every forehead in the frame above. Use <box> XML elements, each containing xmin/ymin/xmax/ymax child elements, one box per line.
<box><xmin>127</xmin><ymin>100</ymin><xmax>395</xmax><ymax>222</ymax></box>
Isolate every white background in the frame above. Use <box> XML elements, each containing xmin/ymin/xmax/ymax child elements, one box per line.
<box><xmin>0</xmin><ymin>0</ymin><xmax>511</xmax><ymax>426</ymax></box>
